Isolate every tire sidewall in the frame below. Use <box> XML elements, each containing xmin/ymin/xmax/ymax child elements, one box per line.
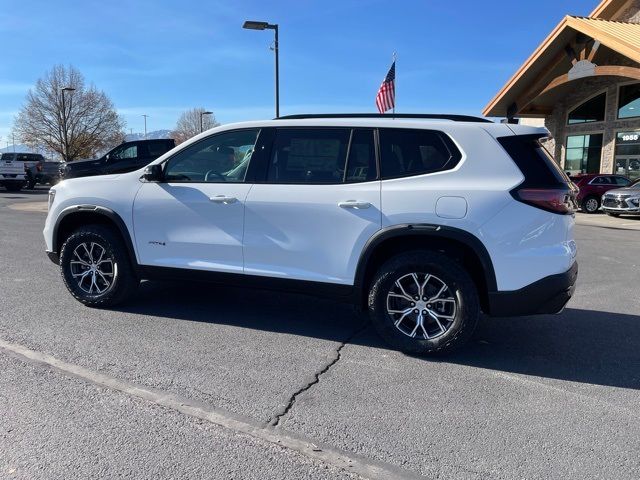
<box><xmin>368</xmin><ymin>252</ymin><xmax>479</xmax><ymax>355</ymax></box>
<box><xmin>60</xmin><ymin>227</ymin><xmax>129</xmax><ymax>306</ymax></box>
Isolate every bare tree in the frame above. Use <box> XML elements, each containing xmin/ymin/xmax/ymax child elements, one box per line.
<box><xmin>13</xmin><ymin>65</ymin><xmax>125</xmax><ymax>161</ymax></box>
<box><xmin>170</xmin><ymin>108</ymin><xmax>220</xmax><ymax>144</ymax></box>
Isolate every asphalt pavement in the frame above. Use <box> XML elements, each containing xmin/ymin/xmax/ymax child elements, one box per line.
<box><xmin>1</xmin><ymin>186</ymin><xmax>639</xmax><ymax>479</ymax></box>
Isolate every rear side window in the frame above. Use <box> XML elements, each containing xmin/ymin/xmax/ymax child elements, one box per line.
<box><xmin>345</xmin><ymin>129</ymin><xmax>376</xmax><ymax>182</ymax></box>
<box><xmin>498</xmin><ymin>134</ymin><xmax>568</xmax><ymax>186</ymax></box>
<box><xmin>267</xmin><ymin>128</ymin><xmax>350</xmax><ymax>184</ymax></box>
<box><xmin>379</xmin><ymin>128</ymin><xmax>461</xmax><ymax>179</ymax></box>
<box><xmin>614</xmin><ymin>176</ymin><xmax>631</xmax><ymax>186</ymax></box>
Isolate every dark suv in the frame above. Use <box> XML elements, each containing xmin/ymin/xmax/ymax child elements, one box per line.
<box><xmin>61</xmin><ymin>139</ymin><xmax>175</xmax><ymax>180</ymax></box>
<box><xmin>569</xmin><ymin>173</ymin><xmax>631</xmax><ymax>213</ymax></box>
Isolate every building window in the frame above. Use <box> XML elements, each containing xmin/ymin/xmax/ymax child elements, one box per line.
<box><xmin>618</xmin><ymin>83</ymin><xmax>640</xmax><ymax>118</ymax></box>
<box><xmin>565</xmin><ymin>134</ymin><xmax>603</xmax><ymax>174</ymax></box>
<box><xmin>567</xmin><ymin>93</ymin><xmax>606</xmax><ymax>124</ymax></box>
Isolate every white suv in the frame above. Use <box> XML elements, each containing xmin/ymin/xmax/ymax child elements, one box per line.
<box><xmin>44</xmin><ymin>114</ymin><xmax>578</xmax><ymax>354</ymax></box>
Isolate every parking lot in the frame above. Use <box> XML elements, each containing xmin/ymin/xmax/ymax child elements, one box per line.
<box><xmin>1</xmin><ymin>186</ymin><xmax>639</xmax><ymax>479</ymax></box>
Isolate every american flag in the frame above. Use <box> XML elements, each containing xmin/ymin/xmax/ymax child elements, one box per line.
<box><xmin>376</xmin><ymin>61</ymin><xmax>395</xmax><ymax>113</ymax></box>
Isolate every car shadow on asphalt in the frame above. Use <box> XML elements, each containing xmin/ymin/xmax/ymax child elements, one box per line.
<box><xmin>118</xmin><ymin>281</ymin><xmax>640</xmax><ymax>390</ymax></box>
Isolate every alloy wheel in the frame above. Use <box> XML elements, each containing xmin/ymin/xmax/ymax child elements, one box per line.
<box><xmin>386</xmin><ymin>272</ymin><xmax>457</xmax><ymax>339</ymax></box>
<box><xmin>585</xmin><ymin>198</ymin><xmax>599</xmax><ymax>212</ymax></box>
<box><xmin>69</xmin><ymin>242</ymin><xmax>117</xmax><ymax>295</ymax></box>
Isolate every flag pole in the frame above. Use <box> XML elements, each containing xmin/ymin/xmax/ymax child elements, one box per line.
<box><xmin>392</xmin><ymin>51</ymin><xmax>397</xmax><ymax>118</ymax></box>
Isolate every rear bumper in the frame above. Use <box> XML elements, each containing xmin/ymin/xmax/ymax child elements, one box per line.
<box><xmin>488</xmin><ymin>261</ymin><xmax>578</xmax><ymax>317</ymax></box>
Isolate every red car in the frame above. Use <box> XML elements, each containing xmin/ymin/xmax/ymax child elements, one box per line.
<box><xmin>569</xmin><ymin>174</ymin><xmax>632</xmax><ymax>213</ymax></box>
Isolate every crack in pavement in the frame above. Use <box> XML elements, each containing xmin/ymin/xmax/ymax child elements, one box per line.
<box><xmin>269</xmin><ymin>321</ymin><xmax>370</xmax><ymax>427</ymax></box>
<box><xmin>0</xmin><ymin>336</ymin><xmax>426</xmax><ymax>480</ymax></box>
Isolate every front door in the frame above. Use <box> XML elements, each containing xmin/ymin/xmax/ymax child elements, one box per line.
<box><xmin>133</xmin><ymin>129</ymin><xmax>260</xmax><ymax>272</ymax></box>
<box><xmin>243</xmin><ymin>127</ymin><xmax>381</xmax><ymax>284</ymax></box>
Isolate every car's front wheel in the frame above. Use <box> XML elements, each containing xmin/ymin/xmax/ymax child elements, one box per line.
<box><xmin>368</xmin><ymin>251</ymin><xmax>480</xmax><ymax>355</ymax></box>
<box><xmin>59</xmin><ymin>225</ymin><xmax>138</xmax><ymax>307</ymax></box>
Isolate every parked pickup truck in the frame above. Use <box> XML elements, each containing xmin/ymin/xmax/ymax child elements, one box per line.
<box><xmin>60</xmin><ymin>139</ymin><xmax>176</xmax><ymax>180</ymax></box>
<box><xmin>26</xmin><ymin>160</ymin><xmax>63</xmax><ymax>188</ymax></box>
<box><xmin>0</xmin><ymin>153</ymin><xmax>44</xmax><ymax>191</ymax></box>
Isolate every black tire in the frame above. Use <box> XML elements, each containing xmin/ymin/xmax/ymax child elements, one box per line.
<box><xmin>59</xmin><ymin>225</ymin><xmax>138</xmax><ymax>307</ymax></box>
<box><xmin>582</xmin><ymin>195</ymin><xmax>600</xmax><ymax>213</ymax></box>
<box><xmin>606</xmin><ymin>212</ymin><xmax>620</xmax><ymax>217</ymax></box>
<box><xmin>27</xmin><ymin>179</ymin><xmax>36</xmax><ymax>189</ymax></box>
<box><xmin>368</xmin><ymin>251</ymin><xmax>480</xmax><ymax>355</ymax></box>
<box><xmin>5</xmin><ymin>183</ymin><xmax>22</xmax><ymax>192</ymax></box>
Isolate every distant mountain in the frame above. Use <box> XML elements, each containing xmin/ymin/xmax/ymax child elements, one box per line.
<box><xmin>125</xmin><ymin>129</ymin><xmax>172</xmax><ymax>141</ymax></box>
<box><xmin>0</xmin><ymin>144</ymin><xmax>35</xmax><ymax>154</ymax></box>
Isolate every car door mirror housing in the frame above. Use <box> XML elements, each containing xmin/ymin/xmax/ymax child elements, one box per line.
<box><xmin>143</xmin><ymin>164</ymin><xmax>163</xmax><ymax>182</ymax></box>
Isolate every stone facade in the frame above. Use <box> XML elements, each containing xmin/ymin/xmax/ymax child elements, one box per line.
<box><xmin>617</xmin><ymin>0</ymin><xmax>640</xmax><ymax>22</ymax></box>
<box><xmin>542</xmin><ymin>51</ymin><xmax>640</xmax><ymax>173</ymax></box>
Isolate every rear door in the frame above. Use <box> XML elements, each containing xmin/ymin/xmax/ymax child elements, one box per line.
<box><xmin>243</xmin><ymin>127</ymin><xmax>381</xmax><ymax>284</ymax></box>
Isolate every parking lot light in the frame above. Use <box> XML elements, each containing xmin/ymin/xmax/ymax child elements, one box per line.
<box><xmin>243</xmin><ymin>20</ymin><xmax>279</xmax><ymax>118</ymax></box>
<box><xmin>200</xmin><ymin>111</ymin><xmax>213</xmax><ymax>133</ymax></box>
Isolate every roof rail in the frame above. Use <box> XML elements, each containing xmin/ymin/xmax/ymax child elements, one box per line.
<box><xmin>274</xmin><ymin>113</ymin><xmax>492</xmax><ymax>123</ymax></box>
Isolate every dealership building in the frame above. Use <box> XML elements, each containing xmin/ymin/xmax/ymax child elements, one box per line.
<box><xmin>484</xmin><ymin>0</ymin><xmax>640</xmax><ymax>181</ymax></box>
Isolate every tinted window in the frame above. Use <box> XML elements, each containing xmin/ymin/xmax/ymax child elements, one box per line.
<box><xmin>164</xmin><ymin>129</ymin><xmax>259</xmax><ymax>183</ymax></box>
<box><xmin>498</xmin><ymin>135</ymin><xmax>568</xmax><ymax>186</ymax></box>
<box><xmin>590</xmin><ymin>176</ymin><xmax>610</xmax><ymax>185</ymax></box>
<box><xmin>567</xmin><ymin>93</ymin><xmax>606</xmax><ymax>124</ymax></box>
<box><xmin>379</xmin><ymin>128</ymin><xmax>459</xmax><ymax>179</ymax></box>
<box><xmin>614</xmin><ymin>176</ymin><xmax>631</xmax><ymax>186</ymax></box>
<box><xmin>618</xmin><ymin>83</ymin><xmax>640</xmax><ymax>119</ymax></box>
<box><xmin>345</xmin><ymin>129</ymin><xmax>376</xmax><ymax>182</ymax></box>
<box><xmin>267</xmin><ymin>128</ymin><xmax>349</xmax><ymax>184</ymax></box>
<box><xmin>148</xmin><ymin>141</ymin><xmax>171</xmax><ymax>157</ymax></box>
<box><xmin>564</xmin><ymin>134</ymin><xmax>603</xmax><ymax>174</ymax></box>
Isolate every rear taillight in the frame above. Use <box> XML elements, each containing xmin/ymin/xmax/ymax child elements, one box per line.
<box><xmin>512</xmin><ymin>187</ymin><xmax>577</xmax><ymax>215</ymax></box>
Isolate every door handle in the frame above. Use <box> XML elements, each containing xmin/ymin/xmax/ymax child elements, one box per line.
<box><xmin>209</xmin><ymin>195</ymin><xmax>237</xmax><ymax>204</ymax></box>
<box><xmin>338</xmin><ymin>200</ymin><xmax>371</xmax><ymax>209</ymax></box>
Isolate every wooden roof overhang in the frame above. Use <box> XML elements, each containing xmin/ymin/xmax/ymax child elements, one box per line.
<box><xmin>483</xmin><ymin>16</ymin><xmax>640</xmax><ymax>118</ymax></box>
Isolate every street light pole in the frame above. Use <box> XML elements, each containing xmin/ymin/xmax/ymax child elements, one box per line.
<box><xmin>60</xmin><ymin>87</ymin><xmax>76</xmax><ymax>162</ymax></box>
<box><xmin>243</xmin><ymin>20</ymin><xmax>280</xmax><ymax>118</ymax></box>
<box><xmin>142</xmin><ymin>114</ymin><xmax>149</xmax><ymax>139</ymax></box>
<box><xmin>200</xmin><ymin>111</ymin><xmax>213</xmax><ymax>133</ymax></box>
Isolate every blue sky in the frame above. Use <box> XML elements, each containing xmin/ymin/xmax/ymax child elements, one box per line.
<box><xmin>0</xmin><ymin>0</ymin><xmax>594</xmax><ymax>142</ymax></box>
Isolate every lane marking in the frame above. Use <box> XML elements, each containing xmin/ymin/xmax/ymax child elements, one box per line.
<box><xmin>0</xmin><ymin>338</ymin><xmax>425</xmax><ymax>480</ymax></box>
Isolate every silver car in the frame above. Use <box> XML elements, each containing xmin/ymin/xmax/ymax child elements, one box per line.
<box><xmin>602</xmin><ymin>179</ymin><xmax>640</xmax><ymax>216</ymax></box>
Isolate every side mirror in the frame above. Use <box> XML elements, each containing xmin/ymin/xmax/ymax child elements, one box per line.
<box><xmin>143</xmin><ymin>164</ymin><xmax>163</xmax><ymax>182</ymax></box>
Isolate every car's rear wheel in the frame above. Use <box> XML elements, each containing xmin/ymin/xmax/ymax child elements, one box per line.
<box><xmin>582</xmin><ymin>196</ymin><xmax>600</xmax><ymax>213</ymax></box>
<box><xmin>368</xmin><ymin>251</ymin><xmax>480</xmax><ymax>355</ymax></box>
<box><xmin>59</xmin><ymin>225</ymin><xmax>138</xmax><ymax>307</ymax></box>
